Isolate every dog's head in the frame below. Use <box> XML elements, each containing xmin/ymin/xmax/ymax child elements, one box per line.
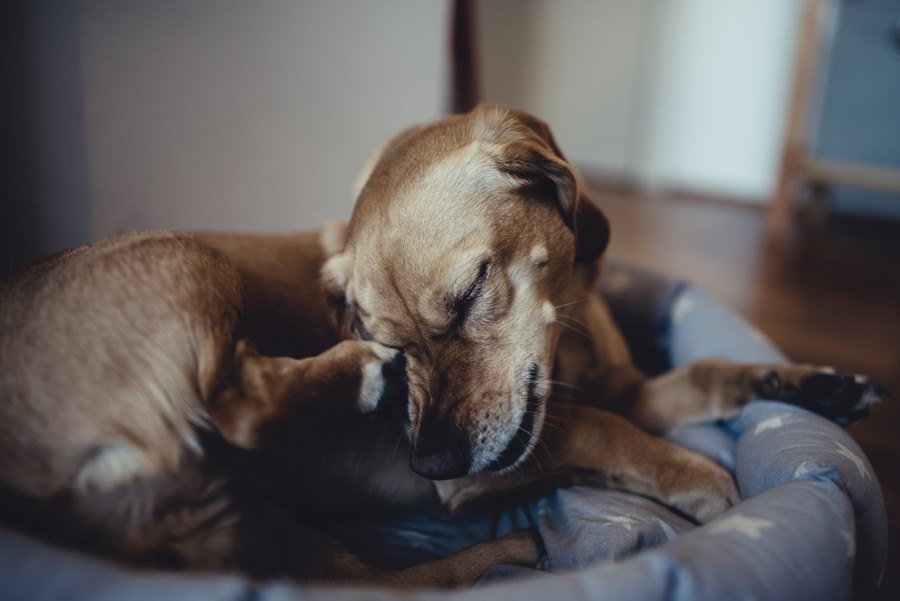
<box><xmin>322</xmin><ymin>105</ymin><xmax>609</xmax><ymax>479</ymax></box>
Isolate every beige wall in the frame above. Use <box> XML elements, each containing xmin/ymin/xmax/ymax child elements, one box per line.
<box><xmin>634</xmin><ymin>0</ymin><xmax>802</xmax><ymax>201</ymax></box>
<box><xmin>478</xmin><ymin>0</ymin><xmax>802</xmax><ymax>202</ymax></box>
<box><xmin>79</xmin><ymin>0</ymin><xmax>450</xmax><ymax>238</ymax></box>
<box><xmin>478</xmin><ymin>0</ymin><xmax>650</xmax><ymax>178</ymax></box>
<box><xmin>7</xmin><ymin>0</ymin><xmax>805</xmax><ymax>274</ymax></box>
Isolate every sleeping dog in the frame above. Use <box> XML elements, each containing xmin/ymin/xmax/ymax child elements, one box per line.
<box><xmin>0</xmin><ymin>105</ymin><xmax>884</xmax><ymax>586</ymax></box>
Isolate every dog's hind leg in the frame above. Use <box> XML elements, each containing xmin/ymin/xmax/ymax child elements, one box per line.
<box><xmin>234</xmin><ymin>496</ymin><xmax>541</xmax><ymax>587</ymax></box>
<box><xmin>372</xmin><ymin>530</ymin><xmax>542</xmax><ymax>588</ymax></box>
<box><xmin>206</xmin><ymin>339</ymin><xmax>404</xmax><ymax>449</ymax></box>
<box><xmin>626</xmin><ymin>358</ymin><xmax>889</xmax><ymax>432</ymax></box>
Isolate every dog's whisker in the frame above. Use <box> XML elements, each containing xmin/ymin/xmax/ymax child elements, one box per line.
<box><xmin>392</xmin><ymin>429</ymin><xmax>406</xmax><ymax>457</ymax></box>
<box><xmin>555</xmin><ymin>313</ymin><xmax>593</xmax><ymax>331</ymax></box>
<box><xmin>508</xmin><ymin>459</ymin><xmax>528</xmax><ymax>479</ymax></box>
<box><xmin>552</xmin><ymin>319</ymin><xmax>584</xmax><ymax>335</ymax></box>
<box><xmin>549</xmin><ymin>379</ymin><xmax>595</xmax><ymax>398</ymax></box>
<box><xmin>553</xmin><ymin>319</ymin><xmax>597</xmax><ymax>343</ymax></box>
<box><xmin>548</xmin><ymin>388</ymin><xmax>577</xmax><ymax>402</ymax></box>
<box><xmin>536</xmin><ymin>419</ymin><xmax>565</xmax><ymax>435</ymax></box>
<box><xmin>553</xmin><ymin>297</ymin><xmax>591</xmax><ymax>310</ymax></box>
<box><xmin>553</xmin><ymin>314</ymin><xmax>592</xmax><ymax>330</ymax></box>
<box><xmin>514</xmin><ymin>425</ymin><xmax>551</xmax><ymax>472</ymax></box>
<box><xmin>559</xmin><ymin>314</ymin><xmax>591</xmax><ymax>329</ymax></box>
<box><xmin>377</xmin><ymin>417</ymin><xmax>395</xmax><ymax>447</ymax></box>
<box><xmin>547</xmin><ymin>392</ymin><xmax>590</xmax><ymax>407</ymax></box>
<box><xmin>529</xmin><ymin>434</ymin><xmax>552</xmax><ymax>457</ymax></box>
<box><xmin>542</xmin><ymin>413</ymin><xmax>575</xmax><ymax>427</ymax></box>
<box><xmin>548</xmin><ymin>379</ymin><xmax>580</xmax><ymax>389</ymax></box>
<box><xmin>530</xmin><ymin>449</ymin><xmax>544</xmax><ymax>473</ymax></box>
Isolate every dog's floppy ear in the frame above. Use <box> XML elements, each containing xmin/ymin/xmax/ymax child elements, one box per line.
<box><xmin>489</xmin><ymin>108</ymin><xmax>610</xmax><ymax>264</ymax></box>
<box><xmin>571</xmin><ymin>192</ymin><xmax>610</xmax><ymax>264</ymax></box>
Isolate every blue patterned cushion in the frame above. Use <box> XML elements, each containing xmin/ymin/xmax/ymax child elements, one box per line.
<box><xmin>0</xmin><ymin>278</ymin><xmax>886</xmax><ymax>601</ymax></box>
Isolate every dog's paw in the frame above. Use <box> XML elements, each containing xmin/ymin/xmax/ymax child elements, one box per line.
<box><xmin>791</xmin><ymin>371</ymin><xmax>889</xmax><ymax>426</ymax></box>
<box><xmin>667</xmin><ymin>453</ymin><xmax>740</xmax><ymax>524</ymax></box>
<box><xmin>754</xmin><ymin>365</ymin><xmax>890</xmax><ymax>426</ymax></box>
<box><xmin>357</xmin><ymin>341</ymin><xmax>407</xmax><ymax>415</ymax></box>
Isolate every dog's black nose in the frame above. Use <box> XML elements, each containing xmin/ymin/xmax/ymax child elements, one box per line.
<box><xmin>409</xmin><ymin>438</ymin><xmax>471</xmax><ymax>480</ymax></box>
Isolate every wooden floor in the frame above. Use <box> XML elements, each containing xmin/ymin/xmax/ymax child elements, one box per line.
<box><xmin>594</xmin><ymin>188</ymin><xmax>900</xmax><ymax>600</ymax></box>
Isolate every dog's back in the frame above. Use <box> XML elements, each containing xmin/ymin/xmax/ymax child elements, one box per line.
<box><xmin>0</xmin><ymin>231</ymin><xmax>242</xmax><ymax>564</ymax></box>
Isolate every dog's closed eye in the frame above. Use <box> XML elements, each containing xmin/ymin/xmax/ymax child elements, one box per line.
<box><xmin>446</xmin><ymin>260</ymin><xmax>491</xmax><ymax>332</ymax></box>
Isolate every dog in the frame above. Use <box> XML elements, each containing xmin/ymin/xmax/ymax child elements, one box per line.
<box><xmin>0</xmin><ymin>104</ymin><xmax>884</xmax><ymax>587</ymax></box>
<box><xmin>0</xmin><ymin>230</ymin><xmax>540</xmax><ymax>587</ymax></box>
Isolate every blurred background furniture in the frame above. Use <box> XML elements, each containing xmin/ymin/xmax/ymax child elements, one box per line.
<box><xmin>774</xmin><ymin>0</ymin><xmax>900</xmax><ymax>228</ymax></box>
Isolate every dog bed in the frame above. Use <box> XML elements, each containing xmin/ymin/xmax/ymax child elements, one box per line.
<box><xmin>0</xmin><ymin>261</ymin><xmax>887</xmax><ymax>600</ymax></box>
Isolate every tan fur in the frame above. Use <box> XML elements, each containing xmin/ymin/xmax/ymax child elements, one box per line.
<box><xmin>0</xmin><ymin>104</ymin><xmax>882</xmax><ymax>586</ymax></box>
<box><xmin>0</xmin><ymin>229</ymin><xmax>537</xmax><ymax>585</ymax></box>
<box><xmin>325</xmin><ymin>104</ymin><xmax>883</xmax><ymax>519</ymax></box>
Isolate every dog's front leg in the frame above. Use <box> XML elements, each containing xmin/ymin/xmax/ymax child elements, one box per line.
<box><xmin>207</xmin><ymin>339</ymin><xmax>402</xmax><ymax>448</ymax></box>
<box><xmin>547</xmin><ymin>404</ymin><xmax>739</xmax><ymax>522</ymax></box>
<box><xmin>442</xmin><ymin>403</ymin><xmax>738</xmax><ymax>523</ymax></box>
<box><xmin>626</xmin><ymin>358</ymin><xmax>888</xmax><ymax>432</ymax></box>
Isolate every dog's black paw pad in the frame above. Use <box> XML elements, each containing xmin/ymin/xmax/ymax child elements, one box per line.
<box><xmin>792</xmin><ymin>371</ymin><xmax>888</xmax><ymax>426</ymax></box>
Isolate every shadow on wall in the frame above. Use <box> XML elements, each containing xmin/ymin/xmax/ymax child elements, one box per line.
<box><xmin>2</xmin><ymin>0</ymin><xmax>452</xmax><ymax>278</ymax></box>
<box><xmin>1</xmin><ymin>0</ymin><xmax>90</xmax><ymax>278</ymax></box>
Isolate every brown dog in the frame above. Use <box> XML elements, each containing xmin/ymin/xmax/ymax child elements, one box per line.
<box><xmin>318</xmin><ymin>104</ymin><xmax>883</xmax><ymax>515</ymax></box>
<box><xmin>0</xmin><ymin>230</ymin><xmax>539</xmax><ymax>586</ymax></box>
<box><xmin>0</xmin><ymin>105</ymin><xmax>884</xmax><ymax>586</ymax></box>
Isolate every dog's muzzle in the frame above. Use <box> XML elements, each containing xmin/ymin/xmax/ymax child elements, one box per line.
<box><xmin>408</xmin><ymin>363</ymin><xmax>544</xmax><ymax>479</ymax></box>
<box><xmin>487</xmin><ymin>363</ymin><xmax>542</xmax><ymax>472</ymax></box>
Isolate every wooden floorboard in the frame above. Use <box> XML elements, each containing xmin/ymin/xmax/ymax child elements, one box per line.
<box><xmin>594</xmin><ymin>189</ymin><xmax>900</xmax><ymax>599</ymax></box>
